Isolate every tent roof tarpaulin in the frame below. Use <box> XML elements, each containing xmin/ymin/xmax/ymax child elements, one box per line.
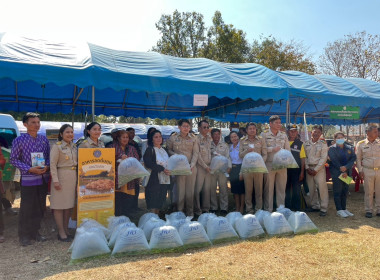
<box><xmin>1</xmin><ymin>33</ymin><xmax>380</xmax><ymax>123</ymax></box>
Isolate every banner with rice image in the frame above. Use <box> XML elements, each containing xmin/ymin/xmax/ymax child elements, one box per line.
<box><xmin>77</xmin><ymin>148</ymin><xmax>115</xmax><ymax>226</ymax></box>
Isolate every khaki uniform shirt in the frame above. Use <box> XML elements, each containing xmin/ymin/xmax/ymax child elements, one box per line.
<box><xmin>239</xmin><ymin>135</ymin><xmax>267</xmax><ymax>162</ymax></box>
<box><xmin>50</xmin><ymin>141</ymin><xmax>78</xmax><ymax>183</ymax></box>
<box><xmin>262</xmin><ymin>130</ymin><xmax>290</xmax><ymax>162</ymax></box>
<box><xmin>356</xmin><ymin>138</ymin><xmax>380</xmax><ymax>172</ymax></box>
<box><xmin>304</xmin><ymin>139</ymin><xmax>328</xmax><ymax>172</ymax></box>
<box><xmin>78</xmin><ymin>137</ymin><xmax>105</xmax><ymax>149</ymax></box>
<box><xmin>166</xmin><ymin>133</ymin><xmax>199</xmax><ymax>168</ymax></box>
<box><xmin>211</xmin><ymin>141</ymin><xmax>232</xmax><ymax>168</ymax></box>
<box><xmin>197</xmin><ymin>134</ymin><xmax>212</xmax><ymax>169</ymax></box>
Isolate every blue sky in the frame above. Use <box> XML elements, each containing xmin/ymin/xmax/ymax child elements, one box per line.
<box><xmin>1</xmin><ymin>0</ymin><xmax>379</xmax><ymax>61</ymax></box>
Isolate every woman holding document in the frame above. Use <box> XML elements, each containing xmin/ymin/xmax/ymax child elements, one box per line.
<box><xmin>328</xmin><ymin>132</ymin><xmax>356</xmax><ymax>218</ymax></box>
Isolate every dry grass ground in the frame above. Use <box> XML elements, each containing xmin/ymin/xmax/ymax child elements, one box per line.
<box><xmin>1</xmin><ymin>183</ymin><xmax>380</xmax><ymax>280</ymax></box>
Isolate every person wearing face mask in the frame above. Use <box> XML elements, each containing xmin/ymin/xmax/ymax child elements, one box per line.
<box><xmin>328</xmin><ymin>132</ymin><xmax>356</xmax><ymax>218</ymax></box>
<box><xmin>304</xmin><ymin>125</ymin><xmax>329</xmax><ymax>216</ymax></box>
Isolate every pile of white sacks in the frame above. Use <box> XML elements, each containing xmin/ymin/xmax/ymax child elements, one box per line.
<box><xmin>70</xmin><ymin>207</ymin><xmax>318</xmax><ymax>260</ymax></box>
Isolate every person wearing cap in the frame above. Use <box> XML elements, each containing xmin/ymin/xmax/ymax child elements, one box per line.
<box><xmin>239</xmin><ymin>122</ymin><xmax>267</xmax><ymax>213</ymax></box>
<box><xmin>304</xmin><ymin>125</ymin><xmax>329</xmax><ymax>216</ymax></box>
<box><xmin>285</xmin><ymin>124</ymin><xmax>305</xmax><ymax>211</ymax></box>
<box><xmin>262</xmin><ymin>115</ymin><xmax>290</xmax><ymax>212</ymax></box>
<box><xmin>356</xmin><ymin>124</ymin><xmax>380</xmax><ymax>218</ymax></box>
<box><xmin>194</xmin><ymin>120</ymin><xmax>212</xmax><ymax>217</ymax></box>
<box><xmin>328</xmin><ymin>131</ymin><xmax>356</xmax><ymax>218</ymax></box>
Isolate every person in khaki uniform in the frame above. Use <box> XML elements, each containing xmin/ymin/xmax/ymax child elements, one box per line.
<box><xmin>239</xmin><ymin>122</ymin><xmax>267</xmax><ymax>213</ymax></box>
<box><xmin>78</xmin><ymin>122</ymin><xmax>105</xmax><ymax>149</ymax></box>
<box><xmin>50</xmin><ymin>124</ymin><xmax>78</xmax><ymax>241</ymax></box>
<box><xmin>194</xmin><ymin>120</ymin><xmax>212</xmax><ymax>216</ymax></box>
<box><xmin>304</xmin><ymin>125</ymin><xmax>329</xmax><ymax>216</ymax></box>
<box><xmin>166</xmin><ymin>119</ymin><xmax>199</xmax><ymax>216</ymax></box>
<box><xmin>262</xmin><ymin>115</ymin><xmax>290</xmax><ymax>212</ymax></box>
<box><xmin>356</xmin><ymin>124</ymin><xmax>380</xmax><ymax>218</ymax></box>
<box><xmin>210</xmin><ymin>128</ymin><xmax>231</xmax><ymax>215</ymax></box>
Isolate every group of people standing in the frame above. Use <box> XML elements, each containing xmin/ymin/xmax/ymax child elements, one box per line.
<box><xmin>2</xmin><ymin>112</ymin><xmax>380</xmax><ymax>246</ymax></box>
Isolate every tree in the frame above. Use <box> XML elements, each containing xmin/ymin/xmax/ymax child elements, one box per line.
<box><xmin>249</xmin><ymin>36</ymin><xmax>316</xmax><ymax>74</ymax></box>
<box><xmin>319</xmin><ymin>31</ymin><xmax>380</xmax><ymax>81</ymax></box>
<box><xmin>152</xmin><ymin>10</ymin><xmax>206</xmax><ymax>58</ymax></box>
<box><xmin>201</xmin><ymin>11</ymin><xmax>250</xmax><ymax>63</ymax></box>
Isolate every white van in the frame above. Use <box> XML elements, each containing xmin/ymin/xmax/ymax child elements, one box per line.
<box><xmin>0</xmin><ymin>113</ymin><xmax>20</xmax><ymax>148</ymax></box>
<box><xmin>0</xmin><ymin>113</ymin><xmax>20</xmax><ymax>182</ymax></box>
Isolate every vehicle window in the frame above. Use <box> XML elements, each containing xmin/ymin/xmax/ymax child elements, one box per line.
<box><xmin>0</xmin><ymin>128</ymin><xmax>17</xmax><ymax>148</ymax></box>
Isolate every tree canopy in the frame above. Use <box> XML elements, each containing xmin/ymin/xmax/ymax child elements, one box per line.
<box><xmin>153</xmin><ymin>10</ymin><xmax>315</xmax><ymax>70</ymax></box>
<box><xmin>319</xmin><ymin>31</ymin><xmax>380</xmax><ymax>81</ymax></box>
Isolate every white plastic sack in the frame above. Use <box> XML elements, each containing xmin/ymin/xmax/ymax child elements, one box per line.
<box><xmin>118</xmin><ymin>157</ymin><xmax>149</xmax><ymax>187</ymax></box>
<box><xmin>276</xmin><ymin>205</ymin><xmax>294</xmax><ymax>220</ymax></box>
<box><xmin>226</xmin><ymin>211</ymin><xmax>243</xmax><ymax>227</ymax></box>
<box><xmin>255</xmin><ymin>210</ymin><xmax>271</xmax><ymax>228</ymax></box>
<box><xmin>167</xmin><ymin>154</ymin><xmax>192</xmax><ymax>175</ymax></box>
<box><xmin>166</xmin><ymin>217</ymin><xmax>191</xmax><ymax>231</ymax></box>
<box><xmin>263</xmin><ymin>212</ymin><xmax>293</xmax><ymax>236</ymax></box>
<box><xmin>138</xmin><ymin>213</ymin><xmax>159</xmax><ymax>228</ymax></box>
<box><xmin>108</xmin><ymin>222</ymin><xmax>137</xmax><ymax>248</ymax></box>
<box><xmin>234</xmin><ymin>214</ymin><xmax>265</xmax><ymax>239</ymax></box>
<box><xmin>79</xmin><ymin>218</ymin><xmax>110</xmax><ymax>237</ymax></box>
<box><xmin>197</xmin><ymin>213</ymin><xmax>217</xmax><ymax>229</ymax></box>
<box><xmin>112</xmin><ymin>227</ymin><xmax>150</xmax><ymax>255</ymax></box>
<box><xmin>241</xmin><ymin>152</ymin><xmax>268</xmax><ymax>174</ymax></box>
<box><xmin>210</xmin><ymin>155</ymin><xmax>229</xmax><ymax>174</ymax></box>
<box><xmin>69</xmin><ymin>227</ymin><xmax>108</xmax><ymax>252</ymax></box>
<box><xmin>272</xmin><ymin>149</ymin><xmax>299</xmax><ymax>170</ymax></box>
<box><xmin>107</xmin><ymin>216</ymin><xmax>131</xmax><ymax>238</ymax></box>
<box><xmin>71</xmin><ymin>228</ymin><xmax>111</xmax><ymax>260</ymax></box>
<box><xmin>142</xmin><ymin>217</ymin><xmax>166</xmax><ymax>241</ymax></box>
<box><xmin>206</xmin><ymin>217</ymin><xmax>238</xmax><ymax>243</ymax></box>
<box><xmin>178</xmin><ymin>222</ymin><xmax>211</xmax><ymax>246</ymax></box>
<box><xmin>288</xmin><ymin>212</ymin><xmax>318</xmax><ymax>234</ymax></box>
<box><xmin>149</xmin><ymin>226</ymin><xmax>183</xmax><ymax>249</ymax></box>
<box><xmin>165</xmin><ymin>211</ymin><xmax>186</xmax><ymax>222</ymax></box>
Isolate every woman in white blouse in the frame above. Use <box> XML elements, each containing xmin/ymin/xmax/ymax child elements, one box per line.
<box><xmin>229</xmin><ymin>131</ymin><xmax>245</xmax><ymax>213</ymax></box>
<box><xmin>143</xmin><ymin>130</ymin><xmax>171</xmax><ymax>214</ymax></box>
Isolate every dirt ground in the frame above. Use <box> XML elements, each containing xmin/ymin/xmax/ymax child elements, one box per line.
<box><xmin>1</xmin><ymin>184</ymin><xmax>380</xmax><ymax>280</ymax></box>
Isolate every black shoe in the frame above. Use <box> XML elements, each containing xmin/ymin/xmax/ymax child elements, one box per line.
<box><xmin>5</xmin><ymin>208</ymin><xmax>18</xmax><ymax>216</ymax></box>
<box><xmin>57</xmin><ymin>234</ymin><xmax>71</xmax><ymax>242</ymax></box>
<box><xmin>19</xmin><ymin>237</ymin><xmax>32</xmax><ymax>246</ymax></box>
<box><xmin>305</xmin><ymin>207</ymin><xmax>320</xmax><ymax>212</ymax></box>
<box><xmin>193</xmin><ymin>213</ymin><xmax>200</xmax><ymax>220</ymax></box>
<box><xmin>209</xmin><ymin>210</ymin><xmax>217</xmax><ymax>214</ymax></box>
<box><xmin>376</xmin><ymin>213</ymin><xmax>380</xmax><ymax>217</ymax></box>
<box><xmin>34</xmin><ymin>233</ymin><xmax>47</xmax><ymax>242</ymax></box>
<box><xmin>319</xmin><ymin>211</ymin><xmax>327</xmax><ymax>217</ymax></box>
<box><xmin>220</xmin><ymin>210</ymin><xmax>228</xmax><ymax>216</ymax></box>
<box><xmin>365</xmin><ymin>212</ymin><xmax>373</xmax><ymax>218</ymax></box>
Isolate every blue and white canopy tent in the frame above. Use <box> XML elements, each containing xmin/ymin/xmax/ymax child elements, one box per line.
<box><xmin>1</xmin><ymin>33</ymin><xmax>380</xmax><ymax>124</ymax></box>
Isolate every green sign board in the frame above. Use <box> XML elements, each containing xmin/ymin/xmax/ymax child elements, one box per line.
<box><xmin>330</xmin><ymin>106</ymin><xmax>360</xmax><ymax>119</ymax></box>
